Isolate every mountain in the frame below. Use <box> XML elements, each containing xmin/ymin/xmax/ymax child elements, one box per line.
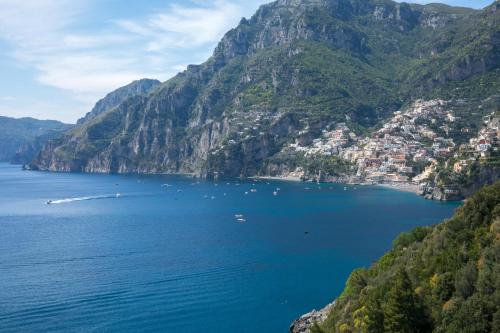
<box><xmin>292</xmin><ymin>181</ymin><xmax>500</xmax><ymax>333</ymax></box>
<box><xmin>76</xmin><ymin>79</ymin><xmax>161</xmax><ymax>125</ymax></box>
<box><xmin>0</xmin><ymin>116</ymin><xmax>72</xmax><ymax>163</ymax></box>
<box><xmin>32</xmin><ymin>0</ymin><xmax>499</xmax><ymax>178</ymax></box>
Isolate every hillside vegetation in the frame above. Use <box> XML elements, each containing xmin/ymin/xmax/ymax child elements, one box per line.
<box><xmin>313</xmin><ymin>182</ymin><xmax>500</xmax><ymax>333</ymax></box>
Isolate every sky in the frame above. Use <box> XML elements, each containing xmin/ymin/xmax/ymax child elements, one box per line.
<box><xmin>0</xmin><ymin>0</ymin><xmax>493</xmax><ymax>123</ymax></box>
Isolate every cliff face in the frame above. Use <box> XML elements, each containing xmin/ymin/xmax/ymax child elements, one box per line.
<box><xmin>421</xmin><ymin>163</ymin><xmax>500</xmax><ymax>201</ymax></box>
<box><xmin>32</xmin><ymin>0</ymin><xmax>499</xmax><ymax>177</ymax></box>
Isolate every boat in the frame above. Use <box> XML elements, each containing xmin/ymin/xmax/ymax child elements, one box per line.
<box><xmin>45</xmin><ymin>200</ymin><xmax>53</xmax><ymax>205</ymax></box>
<box><xmin>116</xmin><ymin>193</ymin><xmax>121</xmax><ymax>198</ymax></box>
<box><xmin>235</xmin><ymin>214</ymin><xmax>244</xmax><ymax>218</ymax></box>
<box><xmin>250</xmin><ymin>189</ymin><xmax>257</xmax><ymax>193</ymax></box>
<box><xmin>273</xmin><ymin>191</ymin><xmax>278</xmax><ymax>196</ymax></box>
<box><xmin>237</xmin><ymin>218</ymin><xmax>246</xmax><ymax>222</ymax></box>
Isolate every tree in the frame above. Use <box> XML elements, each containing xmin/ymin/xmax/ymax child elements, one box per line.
<box><xmin>383</xmin><ymin>269</ymin><xmax>420</xmax><ymax>333</ymax></box>
<box><xmin>364</xmin><ymin>291</ymin><xmax>384</xmax><ymax>333</ymax></box>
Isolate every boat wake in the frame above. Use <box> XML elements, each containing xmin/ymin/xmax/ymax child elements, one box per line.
<box><xmin>46</xmin><ymin>194</ymin><xmax>122</xmax><ymax>205</ymax></box>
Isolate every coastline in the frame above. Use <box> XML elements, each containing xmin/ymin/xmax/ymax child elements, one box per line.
<box><xmin>253</xmin><ymin>175</ymin><xmax>422</xmax><ymax>195</ymax></box>
<box><xmin>290</xmin><ymin>301</ymin><xmax>335</xmax><ymax>333</ymax></box>
<box><xmin>250</xmin><ymin>175</ymin><xmax>303</xmax><ymax>182</ymax></box>
<box><xmin>376</xmin><ymin>182</ymin><xmax>421</xmax><ymax>195</ymax></box>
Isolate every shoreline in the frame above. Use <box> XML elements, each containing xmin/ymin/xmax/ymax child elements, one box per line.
<box><xmin>250</xmin><ymin>175</ymin><xmax>303</xmax><ymax>182</ymax></box>
<box><xmin>253</xmin><ymin>175</ymin><xmax>422</xmax><ymax>195</ymax></box>
<box><xmin>290</xmin><ymin>301</ymin><xmax>335</xmax><ymax>333</ymax></box>
<box><xmin>376</xmin><ymin>182</ymin><xmax>421</xmax><ymax>195</ymax></box>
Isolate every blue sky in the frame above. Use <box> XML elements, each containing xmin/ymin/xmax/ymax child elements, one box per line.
<box><xmin>0</xmin><ymin>0</ymin><xmax>493</xmax><ymax>123</ymax></box>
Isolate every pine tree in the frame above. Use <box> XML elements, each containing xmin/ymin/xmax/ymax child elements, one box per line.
<box><xmin>383</xmin><ymin>269</ymin><xmax>419</xmax><ymax>333</ymax></box>
<box><xmin>364</xmin><ymin>291</ymin><xmax>384</xmax><ymax>333</ymax></box>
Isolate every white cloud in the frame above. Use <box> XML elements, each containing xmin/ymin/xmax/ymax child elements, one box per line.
<box><xmin>118</xmin><ymin>0</ymin><xmax>245</xmax><ymax>51</ymax></box>
<box><xmin>0</xmin><ymin>0</ymin><xmax>266</xmax><ymax>119</ymax></box>
<box><xmin>0</xmin><ymin>0</ymin><xmax>266</xmax><ymax>121</ymax></box>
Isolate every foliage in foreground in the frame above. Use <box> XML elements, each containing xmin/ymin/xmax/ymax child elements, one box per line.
<box><xmin>314</xmin><ymin>182</ymin><xmax>500</xmax><ymax>333</ymax></box>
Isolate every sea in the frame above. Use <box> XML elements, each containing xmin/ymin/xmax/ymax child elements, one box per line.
<box><xmin>0</xmin><ymin>163</ymin><xmax>459</xmax><ymax>332</ymax></box>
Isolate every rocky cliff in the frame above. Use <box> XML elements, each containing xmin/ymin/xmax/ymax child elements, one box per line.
<box><xmin>290</xmin><ymin>301</ymin><xmax>335</xmax><ymax>333</ymax></box>
<box><xmin>32</xmin><ymin>0</ymin><xmax>499</xmax><ymax>178</ymax></box>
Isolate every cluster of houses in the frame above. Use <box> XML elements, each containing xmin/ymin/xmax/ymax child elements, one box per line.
<box><xmin>342</xmin><ymin>100</ymin><xmax>461</xmax><ymax>183</ymax></box>
<box><xmin>452</xmin><ymin>112</ymin><xmax>499</xmax><ymax>174</ymax></box>
<box><xmin>288</xmin><ymin>100</ymin><xmax>497</xmax><ymax>185</ymax></box>
<box><xmin>289</xmin><ymin>123</ymin><xmax>356</xmax><ymax>156</ymax></box>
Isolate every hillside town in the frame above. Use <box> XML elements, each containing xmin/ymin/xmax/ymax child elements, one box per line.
<box><xmin>288</xmin><ymin>100</ymin><xmax>499</xmax><ymax>188</ymax></box>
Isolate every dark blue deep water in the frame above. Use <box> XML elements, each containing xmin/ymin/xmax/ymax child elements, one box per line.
<box><xmin>0</xmin><ymin>163</ymin><xmax>459</xmax><ymax>332</ymax></box>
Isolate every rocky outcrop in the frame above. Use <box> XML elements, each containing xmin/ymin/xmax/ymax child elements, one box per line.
<box><xmin>420</xmin><ymin>164</ymin><xmax>500</xmax><ymax>201</ymax></box>
<box><xmin>290</xmin><ymin>301</ymin><xmax>335</xmax><ymax>333</ymax></box>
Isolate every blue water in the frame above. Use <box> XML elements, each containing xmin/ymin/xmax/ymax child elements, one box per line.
<box><xmin>0</xmin><ymin>163</ymin><xmax>458</xmax><ymax>332</ymax></box>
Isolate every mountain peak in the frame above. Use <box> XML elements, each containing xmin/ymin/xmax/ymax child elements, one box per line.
<box><xmin>77</xmin><ymin>78</ymin><xmax>161</xmax><ymax>125</ymax></box>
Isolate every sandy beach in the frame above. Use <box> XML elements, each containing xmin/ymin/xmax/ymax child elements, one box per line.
<box><xmin>250</xmin><ymin>175</ymin><xmax>302</xmax><ymax>182</ymax></box>
<box><xmin>377</xmin><ymin>183</ymin><xmax>421</xmax><ymax>194</ymax></box>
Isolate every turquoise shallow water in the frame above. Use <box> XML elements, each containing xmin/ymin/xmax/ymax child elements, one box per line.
<box><xmin>0</xmin><ymin>163</ymin><xmax>458</xmax><ymax>332</ymax></box>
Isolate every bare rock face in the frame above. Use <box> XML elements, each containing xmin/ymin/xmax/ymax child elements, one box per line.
<box><xmin>290</xmin><ymin>301</ymin><xmax>335</xmax><ymax>333</ymax></box>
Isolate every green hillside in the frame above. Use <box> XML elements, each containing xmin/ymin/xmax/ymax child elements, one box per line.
<box><xmin>314</xmin><ymin>182</ymin><xmax>500</xmax><ymax>333</ymax></box>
